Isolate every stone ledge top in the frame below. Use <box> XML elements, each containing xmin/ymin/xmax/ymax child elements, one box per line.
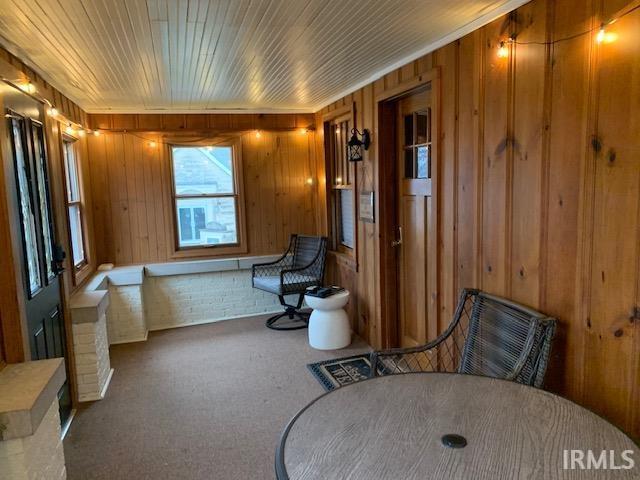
<box><xmin>0</xmin><ymin>359</ymin><xmax>66</xmax><ymax>441</ymax></box>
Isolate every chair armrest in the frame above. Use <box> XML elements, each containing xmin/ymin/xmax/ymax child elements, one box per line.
<box><xmin>252</xmin><ymin>255</ymin><xmax>293</xmax><ymax>278</ymax></box>
<box><xmin>369</xmin><ymin>331</ymin><xmax>456</xmax><ymax>378</ymax></box>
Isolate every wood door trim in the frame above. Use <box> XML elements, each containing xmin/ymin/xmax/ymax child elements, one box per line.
<box><xmin>377</xmin><ymin>67</ymin><xmax>441</xmax><ymax>349</ymax></box>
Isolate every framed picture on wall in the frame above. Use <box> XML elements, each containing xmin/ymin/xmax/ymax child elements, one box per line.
<box><xmin>359</xmin><ymin>191</ymin><xmax>375</xmax><ymax>223</ymax></box>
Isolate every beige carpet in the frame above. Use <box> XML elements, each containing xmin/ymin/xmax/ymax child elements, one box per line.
<box><xmin>63</xmin><ymin>315</ymin><xmax>370</xmax><ymax>479</ymax></box>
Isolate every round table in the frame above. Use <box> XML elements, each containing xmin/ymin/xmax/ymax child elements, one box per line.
<box><xmin>305</xmin><ymin>290</ymin><xmax>351</xmax><ymax>350</ymax></box>
<box><xmin>276</xmin><ymin>373</ymin><xmax>639</xmax><ymax>479</ymax></box>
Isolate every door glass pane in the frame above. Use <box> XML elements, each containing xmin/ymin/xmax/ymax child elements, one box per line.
<box><xmin>32</xmin><ymin>124</ymin><xmax>55</xmax><ymax>280</ymax></box>
<box><xmin>403</xmin><ymin>115</ymin><xmax>413</xmax><ymax>146</ymax></box>
<box><xmin>339</xmin><ymin>189</ymin><xmax>355</xmax><ymax>249</ymax></box>
<box><xmin>11</xmin><ymin>118</ymin><xmax>42</xmax><ymax>295</ymax></box>
<box><xmin>63</xmin><ymin>142</ymin><xmax>80</xmax><ymax>202</ymax></box>
<box><xmin>416</xmin><ymin>111</ymin><xmax>429</xmax><ymax>144</ymax></box>
<box><xmin>176</xmin><ymin>197</ymin><xmax>237</xmax><ymax>247</ymax></box>
<box><xmin>404</xmin><ymin>148</ymin><xmax>414</xmax><ymax>179</ymax></box>
<box><xmin>172</xmin><ymin>146</ymin><xmax>234</xmax><ymax>195</ymax></box>
<box><xmin>416</xmin><ymin>145</ymin><xmax>430</xmax><ymax>179</ymax></box>
<box><xmin>68</xmin><ymin>204</ymin><xmax>85</xmax><ymax>267</ymax></box>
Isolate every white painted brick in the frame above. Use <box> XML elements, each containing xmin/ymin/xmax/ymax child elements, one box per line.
<box><xmin>0</xmin><ymin>399</ymin><xmax>66</xmax><ymax>480</ymax></box>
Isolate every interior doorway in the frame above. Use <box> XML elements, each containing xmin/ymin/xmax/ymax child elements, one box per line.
<box><xmin>378</xmin><ymin>71</ymin><xmax>440</xmax><ymax>349</ymax></box>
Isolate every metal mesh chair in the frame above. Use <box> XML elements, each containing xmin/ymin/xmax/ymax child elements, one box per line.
<box><xmin>252</xmin><ymin>235</ymin><xmax>328</xmax><ymax>330</ymax></box>
<box><xmin>370</xmin><ymin>288</ymin><xmax>556</xmax><ymax>388</ymax></box>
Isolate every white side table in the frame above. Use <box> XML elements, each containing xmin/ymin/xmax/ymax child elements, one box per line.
<box><xmin>305</xmin><ymin>290</ymin><xmax>351</xmax><ymax>350</ymax></box>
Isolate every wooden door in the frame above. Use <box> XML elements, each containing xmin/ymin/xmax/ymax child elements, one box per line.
<box><xmin>5</xmin><ymin>94</ymin><xmax>72</xmax><ymax>426</ymax></box>
<box><xmin>395</xmin><ymin>87</ymin><xmax>433</xmax><ymax>347</ymax></box>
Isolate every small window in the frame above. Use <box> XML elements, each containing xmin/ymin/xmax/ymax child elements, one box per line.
<box><xmin>62</xmin><ymin>139</ymin><xmax>87</xmax><ymax>269</ymax></box>
<box><xmin>171</xmin><ymin>145</ymin><xmax>241</xmax><ymax>249</ymax></box>
<box><xmin>325</xmin><ymin>114</ymin><xmax>356</xmax><ymax>255</ymax></box>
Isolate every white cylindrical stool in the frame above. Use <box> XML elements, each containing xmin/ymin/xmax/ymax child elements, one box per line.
<box><xmin>305</xmin><ymin>290</ymin><xmax>351</xmax><ymax>350</ymax></box>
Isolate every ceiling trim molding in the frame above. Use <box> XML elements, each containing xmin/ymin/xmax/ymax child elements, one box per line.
<box><xmin>310</xmin><ymin>0</ymin><xmax>530</xmax><ymax>112</ymax></box>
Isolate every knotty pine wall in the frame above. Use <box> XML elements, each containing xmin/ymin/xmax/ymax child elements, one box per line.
<box><xmin>86</xmin><ymin>124</ymin><xmax>320</xmax><ymax>265</ymax></box>
<box><xmin>316</xmin><ymin>0</ymin><xmax>640</xmax><ymax>438</ymax></box>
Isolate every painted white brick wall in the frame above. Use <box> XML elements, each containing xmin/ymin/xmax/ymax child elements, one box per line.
<box><xmin>72</xmin><ymin>313</ymin><xmax>112</xmax><ymax>402</ymax></box>
<box><xmin>143</xmin><ymin>269</ymin><xmax>289</xmax><ymax>330</ymax></box>
<box><xmin>0</xmin><ymin>399</ymin><xmax>66</xmax><ymax>480</ymax></box>
<box><xmin>106</xmin><ymin>285</ymin><xmax>147</xmax><ymax>344</ymax></box>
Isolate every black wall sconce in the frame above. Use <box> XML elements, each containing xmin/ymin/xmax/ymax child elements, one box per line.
<box><xmin>347</xmin><ymin>128</ymin><xmax>371</xmax><ymax>162</ymax></box>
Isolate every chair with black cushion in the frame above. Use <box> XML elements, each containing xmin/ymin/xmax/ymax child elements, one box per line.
<box><xmin>370</xmin><ymin>288</ymin><xmax>556</xmax><ymax>387</ymax></box>
<box><xmin>252</xmin><ymin>235</ymin><xmax>328</xmax><ymax>330</ymax></box>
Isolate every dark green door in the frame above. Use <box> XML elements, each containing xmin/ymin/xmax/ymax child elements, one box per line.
<box><xmin>6</xmin><ymin>98</ymin><xmax>72</xmax><ymax>427</ymax></box>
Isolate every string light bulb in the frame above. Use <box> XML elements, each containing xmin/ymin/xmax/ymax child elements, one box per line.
<box><xmin>20</xmin><ymin>81</ymin><xmax>36</xmax><ymax>94</ymax></box>
<box><xmin>497</xmin><ymin>41</ymin><xmax>509</xmax><ymax>58</ymax></box>
<box><xmin>77</xmin><ymin>129</ymin><xmax>86</xmax><ymax>137</ymax></box>
<box><xmin>255</xmin><ymin>130</ymin><xmax>262</xmax><ymax>139</ymax></box>
<box><xmin>596</xmin><ymin>23</ymin><xmax>617</xmax><ymax>44</ymax></box>
<box><xmin>93</xmin><ymin>130</ymin><xmax>100</xmax><ymax>137</ymax></box>
<box><xmin>335</xmin><ymin>127</ymin><xmax>341</xmax><ymax>135</ymax></box>
<box><xmin>306</xmin><ymin>177</ymin><xmax>314</xmax><ymax>185</ymax></box>
<box><xmin>299</xmin><ymin>128</ymin><xmax>308</xmax><ymax>135</ymax></box>
<box><xmin>47</xmin><ymin>107</ymin><xmax>59</xmax><ymax>117</ymax></box>
<box><xmin>148</xmin><ymin>141</ymin><xmax>157</xmax><ymax>148</ymax></box>
<box><xmin>335</xmin><ymin>177</ymin><xmax>342</xmax><ymax>185</ymax></box>
<box><xmin>65</xmin><ymin>124</ymin><xmax>75</xmax><ymax>135</ymax></box>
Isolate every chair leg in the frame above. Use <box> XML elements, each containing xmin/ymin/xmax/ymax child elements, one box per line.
<box><xmin>265</xmin><ymin>294</ymin><xmax>310</xmax><ymax>331</ymax></box>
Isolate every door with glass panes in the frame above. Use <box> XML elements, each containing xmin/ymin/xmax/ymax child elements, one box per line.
<box><xmin>5</xmin><ymin>92</ymin><xmax>71</xmax><ymax>426</ymax></box>
<box><xmin>395</xmin><ymin>86</ymin><xmax>433</xmax><ymax>348</ymax></box>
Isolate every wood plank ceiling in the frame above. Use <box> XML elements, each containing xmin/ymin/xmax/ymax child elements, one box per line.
<box><xmin>0</xmin><ymin>0</ymin><xmax>527</xmax><ymax>113</ymax></box>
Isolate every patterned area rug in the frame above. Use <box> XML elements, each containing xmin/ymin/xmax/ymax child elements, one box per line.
<box><xmin>307</xmin><ymin>354</ymin><xmax>387</xmax><ymax>391</ymax></box>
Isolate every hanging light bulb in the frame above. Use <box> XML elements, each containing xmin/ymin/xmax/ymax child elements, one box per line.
<box><xmin>77</xmin><ymin>129</ymin><xmax>86</xmax><ymax>137</ymax></box>
<box><xmin>299</xmin><ymin>128</ymin><xmax>308</xmax><ymax>135</ymax></box>
<box><xmin>148</xmin><ymin>141</ymin><xmax>157</xmax><ymax>148</ymax></box>
<box><xmin>93</xmin><ymin>130</ymin><xmax>101</xmax><ymax>137</ymax></box>
<box><xmin>65</xmin><ymin>124</ymin><xmax>75</xmax><ymax>135</ymax></box>
<box><xmin>255</xmin><ymin>130</ymin><xmax>262</xmax><ymax>139</ymax></box>
<box><xmin>306</xmin><ymin>177</ymin><xmax>314</xmax><ymax>185</ymax></box>
<box><xmin>596</xmin><ymin>27</ymin><xmax>606</xmax><ymax>43</ymax></box>
<box><xmin>47</xmin><ymin>107</ymin><xmax>59</xmax><ymax>117</ymax></box>
<box><xmin>335</xmin><ymin>127</ymin><xmax>341</xmax><ymax>135</ymax></box>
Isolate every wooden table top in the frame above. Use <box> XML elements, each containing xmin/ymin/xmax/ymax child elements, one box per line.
<box><xmin>276</xmin><ymin>373</ymin><xmax>639</xmax><ymax>479</ymax></box>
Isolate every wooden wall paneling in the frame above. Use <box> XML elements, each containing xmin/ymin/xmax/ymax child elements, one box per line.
<box><xmin>436</xmin><ymin>42</ymin><xmax>459</xmax><ymax>334</ymax></box>
<box><xmin>456</xmin><ymin>31</ymin><xmax>480</xmax><ymax>295</ymax></box>
<box><xmin>582</xmin><ymin>2</ymin><xmax>640</xmax><ymax>436</ymax></box>
<box><xmin>310</xmin><ymin>0</ymin><xmax>639</xmax><ymax>437</ymax></box>
<box><xmin>509</xmin><ymin>1</ymin><xmax>549</xmax><ymax>308</ymax></box>
<box><xmin>480</xmin><ymin>16</ymin><xmax>512</xmax><ymax>296</ymax></box>
<box><xmin>124</xmin><ymin>134</ymin><xmax>142</xmax><ymax>262</ymax></box>
<box><xmin>542</xmin><ymin>0</ymin><xmax>593</xmax><ymax>400</ymax></box>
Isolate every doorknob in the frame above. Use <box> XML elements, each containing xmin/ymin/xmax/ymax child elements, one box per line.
<box><xmin>391</xmin><ymin>226</ymin><xmax>403</xmax><ymax>247</ymax></box>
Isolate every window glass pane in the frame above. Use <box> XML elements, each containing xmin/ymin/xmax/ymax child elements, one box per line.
<box><xmin>32</xmin><ymin>124</ymin><xmax>55</xmax><ymax>280</ymax></box>
<box><xmin>68</xmin><ymin>204</ymin><xmax>85</xmax><ymax>267</ymax></box>
<box><xmin>339</xmin><ymin>189</ymin><xmax>354</xmax><ymax>249</ymax></box>
<box><xmin>176</xmin><ymin>197</ymin><xmax>237</xmax><ymax>247</ymax></box>
<box><xmin>416</xmin><ymin>145</ymin><xmax>430</xmax><ymax>179</ymax></box>
<box><xmin>172</xmin><ymin>146</ymin><xmax>234</xmax><ymax>195</ymax></box>
<box><xmin>12</xmin><ymin>119</ymin><xmax>42</xmax><ymax>295</ymax></box>
<box><xmin>63</xmin><ymin>142</ymin><xmax>80</xmax><ymax>202</ymax></box>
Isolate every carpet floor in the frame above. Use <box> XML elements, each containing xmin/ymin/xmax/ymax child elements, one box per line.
<box><xmin>63</xmin><ymin>315</ymin><xmax>370</xmax><ymax>480</ymax></box>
